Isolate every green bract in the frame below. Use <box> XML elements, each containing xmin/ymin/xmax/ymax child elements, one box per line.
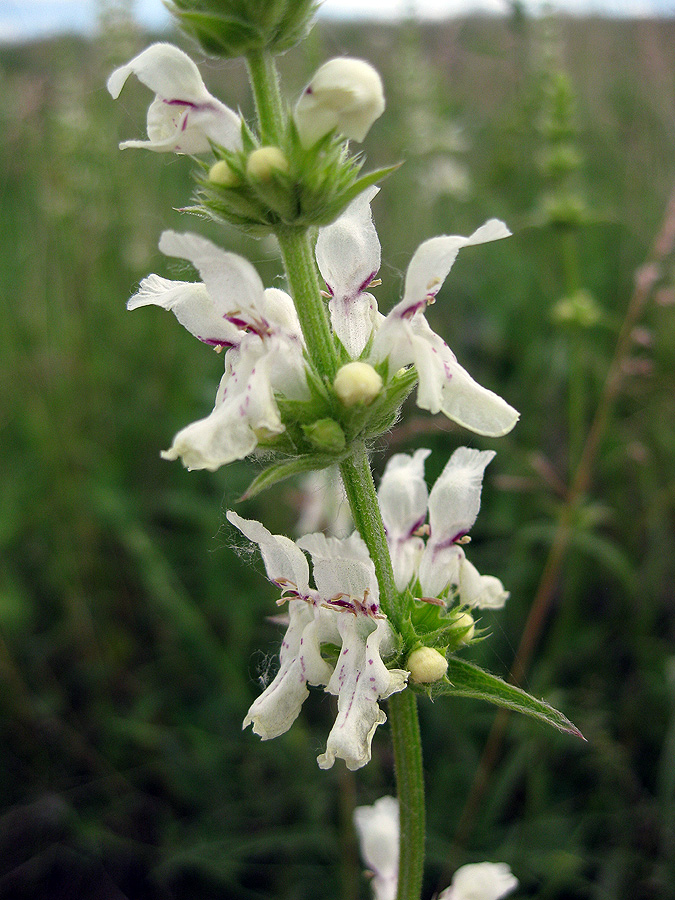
<box><xmin>195</xmin><ymin>121</ymin><xmax>397</xmax><ymax>233</ymax></box>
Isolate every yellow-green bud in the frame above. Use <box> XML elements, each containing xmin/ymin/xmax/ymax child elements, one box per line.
<box><xmin>453</xmin><ymin>611</ymin><xmax>475</xmax><ymax>645</ymax></box>
<box><xmin>209</xmin><ymin>159</ymin><xmax>239</xmax><ymax>187</ymax></box>
<box><xmin>302</xmin><ymin>418</ymin><xmax>346</xmax><ymax>453</ymax></box>
<box><xmin>334</xmin><ymin>362</ymin><xmax>383</xmax><ymax>407</ymax></box>
<box><xmin>407</xmin><ymin>647</ymin><xmax>449</xmax><ymax>684</ymax></box>
<box><xmin>246</xmin><ymin>146</ymin><xmax>289</xmax><ymax>181</ymax></box>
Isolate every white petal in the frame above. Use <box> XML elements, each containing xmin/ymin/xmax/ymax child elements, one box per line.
<box><xmin>403</xmin><ymin>219</ymin><xmax>511</xmax><ymax>307</ymax></box>
<box><xmin>318</xmin><ymin>618</ymin><xmax>408</xmax><ymax>771</ymax></box>
<box><xmin>128</xmin><ymin>274</ymin><xmax>239</xmax><ymax>347</ymax></box>
<box><xmin>108</xmin><ymin>43</ymin><xmax>212</xmax><ymax>101</ymax></box>
<box><xmin>437</xmin><ymin>355</ymin><xmax>520</xmax><ymax>437</ymax></box>
<box><xmin>418</xmin><ymin>542</ymin><xmax>462</xmax><ymax>600</ymax></box>
<box><xmin>316</xmin><ymin>187</ymin><xmax>380</xmax><ymax>297</ymax></box>
<box><xmin>428</xmin><ymin>447</ymin><xmax>495</xmax><ymax>544</ymax></box>
<box><xmin>297</xmin><ymin>532</ymin><xmax>378</xmax><ymax>611</ymax></box>
<box><xmin>108</xmin><ymin>43</ymin><xmax>242</xmax><ymax>153</ymax></box>
<box><xmin>227</xmin><ymin>512</ymin><xmax>310</xmax><ymax>595</ymax></box>
<box><xmin>378</xmin><ymin>449</ymin><xmax>431</xmax><ymax>591</ymax></box>
<box><xmin>262</xmin><ymin>287</ymin><xmax>303</xmax><ymax>337</ymax></box>
<box><xmin>162</xmin><ymin>343</ymin><xmax>282</xmax><ymax>471</ymax></box>
<box><xmin>438</xmin><ymin>862</ymin><xmax>518</xmax><ymax>900</ymax></box>
<box><xmin>159</xmin><ymin>231</ymin><xmax>266</xmax><ymax>321</ymax></box>
<box><xmin>354</xmin><ymin>796</ymin><xmax>399</xmax><ymax>900</ymax></box>
<box><xmin>242</xmin><ymin>601</ymin><xmax>336</xmax><ymax>740</ymax></box>
<box><xmin>458</xmin><ymin>559</ymin><xmax>509</xmax><ymax>610</ymax></box>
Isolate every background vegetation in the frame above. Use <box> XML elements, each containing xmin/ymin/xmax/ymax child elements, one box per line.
<box><xmin>1</xmin><ymin>8</ymin><xmax>675</xmax><ymax>898</ymax></box>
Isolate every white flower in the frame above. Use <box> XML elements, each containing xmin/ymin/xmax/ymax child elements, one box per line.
<box><xmin>418</xmin><ymin>447</ymin><xmax>508</xmax><ymax>606</ymax></box>
<box><xmin>129</xmin><ymin>231</ymin><xmax>309</xmax><ymax>471</ymax></box>
<box><xmin>438</xmin><ymin>862</ymin><xmax>518</xmax><ymax>900</ymax></box>
<box><xmin>316</xmin><ymin>191</ymin><xmax>519</xmax><ymax>437</ymax></box>
<box><xmin>315</xmin><ymin>186</ymin><xmax>382</xmax><ymax>358</ymax></box>
<box><xmin>228</xmin><ymin>513</ymin><xmax>408</xmax><ymax>770</ymax></box>
<box><xmin>354</xmin><ymin>796</ymin><xmax>399</xmax><ymax>900</ymax></box>
<box><xmin>379</xmin><ymin>447</ymin><xmax>509</xmax><ymax>608</ymax></box>
<box><xmin>107</xmin><ymin>43</ymin><xmax>242</xmax><ymax>154</ymax></box>
<box><xmin>377</xmin><ymin>448</ymin><xmax>431</xmax><ymax>592</ymax></box>
<box><xmin>294</xmin><ymin>58</ymin><xmax>385</xmax><ymax>148</ymax></box>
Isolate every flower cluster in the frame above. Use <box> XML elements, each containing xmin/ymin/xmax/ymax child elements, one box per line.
<box><xmin>228</xmin><ymin>511</ymin><xmax>408</xmax><ymax>771</ymax></box>
<box><xmin>354</xmin><ymin>796</ymin><xmax>518</xmax><ymax>900</ymax></box>
<box><xmin>123</xmin><ymin>191</ymin><xmax>517</xmax><ymax>473</ymax></box>
<box><xmin>233</xmin><ymin>443</ymin><xmax>510</xmax><ymax>766</ymax></box>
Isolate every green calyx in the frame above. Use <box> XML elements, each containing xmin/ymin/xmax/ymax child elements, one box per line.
<box><xmin>167</xmin><ymin>0</ymin><xmax>319</xmax><ymax>58</ymax></box>
<box><xmin>194</xmin><ymin>121</ymin><xmax>397</xmax><ymax>234</ymax></box>
<box><xmin>239</xmin><ymin>365</ymin><xmax>417</xmax><ymax>500</ymax></box>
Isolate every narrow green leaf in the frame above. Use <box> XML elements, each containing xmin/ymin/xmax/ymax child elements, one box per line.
<box><xmin>239</xmin><ymin>453</ymin><xmax>345</xmax><ymax>501</ymax></box>
<box><xmin>429</xmin><ymin>657</ymin><xmax>585</xmax><ymax>739</ymax></box>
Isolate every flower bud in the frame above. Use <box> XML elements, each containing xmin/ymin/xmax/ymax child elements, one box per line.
<box><xmin>294</xmin><ymin>58</ymin><xmax>385</xmax><ymax>148</ymax></box>
<box><xmin>302</xmin><ymin>418</ymin><xmax>346</xmax><ymax>453</ymax></box>
<box><xmin>452</xmin><ymin>611</ymin><xmax>475</xmax><ymax>645</ymax></box>
<box><xmin>407</xmin><ymin>647</ymin><xmax>448</xmax><ymax>684</ymax></box>
<box><xmin>334</xmin><ymin>362</ymin><xmax>383</xmax><ymax>407</ymax></box>
<box><xmin>246</xmin><ymin>146</ymin><xmax>289</xmax><ymax>181</ymax></box>
<box><xmin>209</xmin><ymin>159</ymin><xmax>239</xmax><ymax>187</ymax></box>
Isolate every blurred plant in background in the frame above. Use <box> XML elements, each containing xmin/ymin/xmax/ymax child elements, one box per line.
<box><xmin>1</xmin><ymin>3</ymin><xmax>675</xmax><ymax>899</ymax></box>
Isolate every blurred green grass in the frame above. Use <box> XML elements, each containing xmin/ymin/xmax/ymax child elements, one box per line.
<box><xmin>1</xmin><ymin>11</ymin><xmax>675</xmax><ymax>899</ymax></box>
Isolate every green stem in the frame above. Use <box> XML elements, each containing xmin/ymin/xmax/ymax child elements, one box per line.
<box><xmin>277</xmin><ymin>228</ymin><xmax>338</xmax><ymax>380</ymax></box>
<box><xmin>245</xmin><ymin>49</ymin><xmax>337</xmax><ymax>381</ymax></box>
<box><xmin>339</xmin><ymin>444</ymin><xmax>402</xmax><ymax>627</ymax></box>
<box><xmin>389</xmin><ymin>689</ymin><xmax>426</xmax><ymax>900</ymax></box>
<box><xmin>245</xmin><ymin>49</ymin><xmax>284</xmax><ymax>143</ymax></box>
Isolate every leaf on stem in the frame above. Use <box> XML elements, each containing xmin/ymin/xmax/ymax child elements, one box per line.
<box><xmin>427</xmin><ymin>657</ymin><xmax>585</xmax><ymax>739</ymax></box>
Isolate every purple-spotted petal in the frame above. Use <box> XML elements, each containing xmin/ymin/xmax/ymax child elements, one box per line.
<box><xmin>318</xmin><ymin>618</ymin><xmax>408</xmax><ymax>771</ymax></box>
<box><xmin>242</xmin><ymin>600</ymin><xmax>336</xmax><ymax>740</ymax></box>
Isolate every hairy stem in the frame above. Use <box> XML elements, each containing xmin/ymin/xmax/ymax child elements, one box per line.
<box><xmin>389</xmin><ymin>689</ymin><xmax>426</xmax><ymax>900</ymax></box>
<box><xmin>277</xmin><ymin>228</ymin><xmax>339</xmax><ymax>381</ymax></box>
<box><xmin>246</xmin><ymin>49</ymin><xmax>284</xmax><ymax>143</ymax></box>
